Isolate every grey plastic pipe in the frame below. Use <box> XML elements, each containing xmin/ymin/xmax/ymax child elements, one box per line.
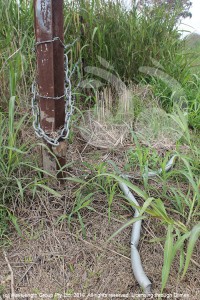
<box><xmin>118</xmin><ymin>155</ymin><xmax>176</xmax><ymax>294</ymax></box>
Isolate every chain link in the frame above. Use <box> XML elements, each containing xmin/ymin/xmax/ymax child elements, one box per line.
<box><xmin>32</xmin><ymin>38</ymin><xmax>78</xmax><ymax>147</ymax></box>
<box><xmin>34</xmin><ymin>37</ymin><xmax>79</xmax><ymax>51</ymax></box>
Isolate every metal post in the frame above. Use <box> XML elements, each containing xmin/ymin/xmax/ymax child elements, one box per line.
<box><xmin>34</xmin><ymin>0</ymin><xmax>67</xmax><ymax>177</ymax></box>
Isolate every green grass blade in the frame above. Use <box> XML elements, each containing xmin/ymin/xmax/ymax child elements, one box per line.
<box><xmin>161</xmin><ymin>224</ymin><xmax>174</xmax><ymax>292</ymax></box>
<box><xmin>182</xmin><ymin>223</ymin><xmax>200</xmax><ymax>278</ymax></box>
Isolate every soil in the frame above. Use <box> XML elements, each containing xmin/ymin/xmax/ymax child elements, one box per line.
<box><xmin>0</xmin><ymin>137</ymin><xmax>199</xmax><ymax>300</ymax></box>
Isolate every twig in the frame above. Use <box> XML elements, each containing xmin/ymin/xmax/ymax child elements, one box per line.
<box><xmin>16</xmin><ymin>258</ymin><xmax>39</xmax><ymax>286</ymax></box>
<box><xmin>68</xmin><ymin>231</ymin><xmax>131</xmax><ymax>261</ymax></box>
<box><xmin>3</xmin><ymin>250</ymin><xmax>15</xmax><ymax>299</ymax></box>
<box><xmin>184</xmin><ymin>252</ymin><xmax>200</xmax><ymax>269</ymax></box>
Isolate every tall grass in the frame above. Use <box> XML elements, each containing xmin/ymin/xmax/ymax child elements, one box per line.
<box><xmin>0</xmin><ymin>0</ymin><xmax>34</xmax><ymax>107</ymax></box>
<box><xmin>64</xmin><ymin>0</ymin><xmax>188</xmax><ymax>81</ymax></box>
<box><xmin>63</xmin><ymin>0</ymin><xmax>198</xmax><ymax>129</ymax></box>
<box><xmin>0</xmin><ymin>96</ymin><xmax>62</xmax><ymax>245</ymax></box>
<box><xmin>0</xmin><ymin>0</ymin><xmax>199</xmax><ymax>128</ymax></box>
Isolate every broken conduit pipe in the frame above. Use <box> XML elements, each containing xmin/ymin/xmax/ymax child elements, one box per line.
<box><xmin>118</xmin><ymin>155</ymin><xmax>177</xmax><ymax>294</ymax></box>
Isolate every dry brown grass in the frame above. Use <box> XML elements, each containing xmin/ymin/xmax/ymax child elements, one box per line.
<box><xmin>0</xmin><ymin>140</ymin><xmax>199</xmax><ymax>299</ymax></box>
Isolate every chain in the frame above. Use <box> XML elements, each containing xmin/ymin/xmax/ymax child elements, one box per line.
<box><xmin>32</xmin><ymin>37</ymin><xmax>78</xmax><ymax>147</ymax></box>
<box><xmin>34</xmin><ymin>37</ymin><xmax>79</xmax><ymax>51</ymax></box>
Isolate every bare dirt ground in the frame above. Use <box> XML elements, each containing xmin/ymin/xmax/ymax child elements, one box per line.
<box><xmin>0</xmin><ymin>139</ymin><xmax>199</xmax><ymax>300</ymax></box>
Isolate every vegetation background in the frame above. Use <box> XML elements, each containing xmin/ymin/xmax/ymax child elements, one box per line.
<box><xmin>0</xmin><ymin>0</ymin><xmax>199</xmax><ymax>297</ymax></box>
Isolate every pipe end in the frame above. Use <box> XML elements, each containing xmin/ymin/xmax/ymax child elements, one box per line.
<box><xmin>144</xmin><ymin>283</ymin><xmax>152</xmax><ymax>295</ymax></box>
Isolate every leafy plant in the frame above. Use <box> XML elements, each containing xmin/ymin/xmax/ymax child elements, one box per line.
<box><xmin>0</xmin><ymin>96</ymin><xmax>62</xmax><ymax>244</ymax></box>
<box><xmin>57</xmin><ymin>191</ymin><xmax>95</xmax><ymax>238</ymax></box>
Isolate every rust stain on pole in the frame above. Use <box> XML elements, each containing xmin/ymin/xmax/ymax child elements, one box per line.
<box><xmin>52</xmin><ymin>0</ymin><xmax>65</xmax><ymax>130</ymax></box>
<box><xmin>34</xmin><ymin>0</ymin><xmax>67</xmax><ymax>177</ymax></box>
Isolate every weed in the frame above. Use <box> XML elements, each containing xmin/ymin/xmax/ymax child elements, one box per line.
<box><xmin>57</xmin><ymin>191</ymin><xmax>96</xmax><ymax>238</ymax></box>
<box><xmin>0</xmin><ymin>96</ymin><xmax>61</xmax><ymax>244</ymax></box>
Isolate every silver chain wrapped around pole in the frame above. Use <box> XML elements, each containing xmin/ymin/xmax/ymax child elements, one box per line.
<box><xmin>31</xmin><ymin>38</ymin><xmax>78</xmax><ymax>147</ymax></box>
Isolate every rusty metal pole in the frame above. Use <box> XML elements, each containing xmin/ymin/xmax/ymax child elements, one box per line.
<box><xmin>34</xmin><ymin>0</ymin><xmax>67</xmax><ymax>177</ymax></box>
